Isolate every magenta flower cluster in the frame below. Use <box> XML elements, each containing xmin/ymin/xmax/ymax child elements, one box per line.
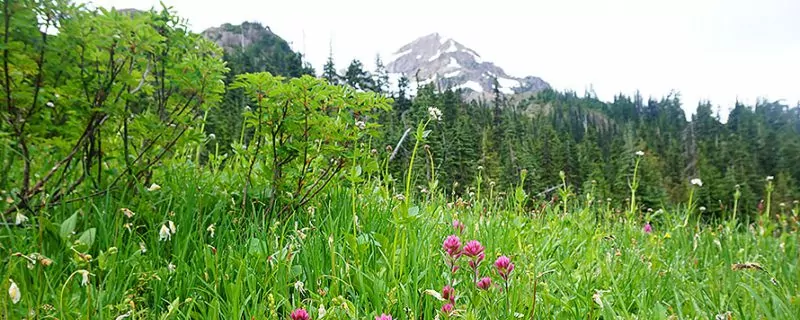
<box><xmin>437</xmin><ymin>220</ymin><xmax>515</xmax><ymax>316</ymax></box>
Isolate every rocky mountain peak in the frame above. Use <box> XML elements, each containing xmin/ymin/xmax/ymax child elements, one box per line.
<box><xmin>386</xmin><ymin>33</ymin><xmax>550</xmax><ymax>99</ymax></box>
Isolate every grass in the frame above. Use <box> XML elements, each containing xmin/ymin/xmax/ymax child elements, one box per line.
<box><xmin>2</xmin><ymin>163</ymin><xmax>799</xmax><ymax>319</ymax></box>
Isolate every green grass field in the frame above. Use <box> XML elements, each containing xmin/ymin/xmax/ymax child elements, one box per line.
<box><xmin>3</xmin><ymin>168</ymin><xmax>799</xmax><ymax>319</ymax></box>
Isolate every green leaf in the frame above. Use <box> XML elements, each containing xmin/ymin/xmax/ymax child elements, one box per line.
<box><xmin>78</xmin><ymin>228</ymin><xmax>97</xmax><ymax>248</ymax></box>
<box><xmin>247</xmin><ymin>238</ymin><xmax>267</xmax><ymax>257</ymax></box>
<box><xmin>60</xmin><ymin>212</ymin><xmax>78</xmax><ymax>240</ymax></box>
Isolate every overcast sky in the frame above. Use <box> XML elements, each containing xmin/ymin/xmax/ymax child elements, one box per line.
<box><xmin>84</xmin><ymin>0</ymin><xmax>799</xmax><ymax>117</ymax></box>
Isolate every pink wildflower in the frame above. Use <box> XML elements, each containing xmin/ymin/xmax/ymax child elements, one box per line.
<box><xmin>494</xmin><ymin>256</ymin><xmax>515</xmax><ymax>280</ymax></box>
<box><xmin>441</xmin><ymin>303</ymin><xmax>454</xmax><ymax>315</ymax></box>
<box><xmin>442</xmin><ymin>235</ymin><xmax>462</xmax><ymax>257</ymax></box>
<box><xmin>441</xmin><ymin>285</ymin><xmax>455</xmax><ymax>303</ymax></box>
<box><xmin>290</xmin><ymin>308</ymin><xmax>310</xmax><ymax>320</ymax></box>
<box><xmin>375</xmin><ymin>314</ymin><xmax>392</xmax><ymax>320</ymax></box>
<box><xmin>476</xmin><ymin>277</ymin><xmax>492</xmax><ymax>290</ymax></box>
<box><xmin>462</xmin><ymin>240</ymin><xmax>484</xmax><ymax>258</ymax></box>
<box><xmin>643</xmin><ymin>223</ymin><xmax>652</xmax><ymax>233</ymax></box>
<box><xmin>452</xmin><ymin>220</ymin><xmax>465</xmax><ymax>234</ymax></box>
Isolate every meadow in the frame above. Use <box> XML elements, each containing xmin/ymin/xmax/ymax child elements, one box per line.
<box><xmin>2</xmin><ymin>2</ymin><xmax>800</xmax><ymax>319</ymax></box>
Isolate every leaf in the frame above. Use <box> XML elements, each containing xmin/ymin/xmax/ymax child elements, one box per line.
<box><xmin>78</xmin><ymin>228</ymin><xmax>96</xmax><ymax>248</ymax></box>
<box><xmin>408</xmin><ymin>206</ymin><xmax>420</xmax><ymax>217</ymax></box>
<box><xmin>247</xmin><ymin>238</ymin><xmax>267</xmax><ymax>256</ymax></box>
<box><xmin>291</xmin><ymin>265</ymin><xmax>303</xmax><ymax>277</ymax></box>
<box><xmin>422</xmin><ymin>130</ymin><xmax>431</xmax><ymax>138</ymax></box>
<box><xmin>60</xmin><ymin>212</ymin><xmax>78</xmax><ymax>240</ymax></box>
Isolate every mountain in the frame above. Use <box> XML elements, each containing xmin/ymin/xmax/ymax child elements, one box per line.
<box><xmin>386</xmin><ymin>33</ymin><xmax>550</xmax><ymax>99</ymax></box>
<box><xmin>201</xmin><ymin>22</ymin><xmax>313</xmax><ymax>77</ymax></box>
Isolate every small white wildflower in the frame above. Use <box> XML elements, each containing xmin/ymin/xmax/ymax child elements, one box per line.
<box><xmin>46</xmin><ymin>101</ymin><xmax>54</xmax><ymax>108</ymax></box>
<box><xmin>139</xmin><ymin>241</ymin><xmax>147</xmax><ymax>253</ymax></box>
<box><xmin>394</xmin><ymin>194</ymin><xmax>406</xmax><ymax>201</ymax></box>
<box><xmin>592</xmin><ymin>290</ymin><xmax>605</xmax><ymax>308</ymax></box>
<box><xmin>159</xmin><ymin>224</ymin><xmax>171</xmax><ymax>241</ymax></box>
<box><xmin>8</xmin><ymin>279</ymin><xmax>21</xmax><ymax>304</ymax></box>
<box><xmin>244</xmin><ymin>105</ymin><xmax>252</xmax><ymax>112</ymax></box>
<box><xmin>294</xmin><ymin>280</ymin><xmax>306</xmax><ymax>294</ymax></box>
<box><xmin>54</xmin><ymin>93</ymin><xmax>60</xmax><ymax>99</ymax></box>
<box><xmin>355</xmin><ymin>120</ymin><xmax>366</xmax><ymax>130</ymax></box>
<box><xmin>15</xmin><ymin>212</ymin><xmax>28</xmax><ymax>225</ymax></box>
<box><xmin>207</xmin><ymin>224</ymin><xmax>215</xmax><ymax>238</ymax></box>
<box><xmin>147</xmin><ymin>183</ymin><xmax>161</xmax><ymax>191</ymax></box>
<box><xmin>699</xmin><ymin>206</ymin><xmax>707</xmax><ymax>212</ymax></box>
<box><xmin>318</xmin><ymin>304</ymin><xmax>327</xmax><ymax>318</ymax></box>
<box><xmin>208</xmin><ymin>133</ymin><xmax>216</xmax><ymax>140</ymax></box>
<box><xmin>115</xmin><ymin>311</ymin><xmax>132</xmax><ymax>320</ymax></box>
<box><xmin>168</xmin><ymin>262</ymin><xmax>176</xmax><ymax>273</ymax></box>
<box><xmin>121</xmin><ymin>208</ymin><xmax>135</xmax><ymax>218</ymax></box>
<box><xmin>77</xmin><ymin>270</ymin><xmax>90</xmax><ymax>286</ymax></box>
<box><xmin>690</xmin><ymin>178</ymin><xmax>703</xmax><ymax>187</ymax></box>
<box><xmin>766</xmin><ymin>176</ymin><xmax>774</xmax><ymax>181</ymax></box>
<box><xmin>168</xmin><ymin>220</ymin><xmax>176</xmax><ymax>234</ymax></box>
<box><xmin>635</xmin><ymin>150</ymin><xmax>644</xmax><ymax>156</ymax></box>
<box><xmin>427</xmin><ymin>106</ymin><xmax>442</xmax><ymax>121</ymax></box>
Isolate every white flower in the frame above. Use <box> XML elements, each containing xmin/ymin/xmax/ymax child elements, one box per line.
<box><xmin>46</xmin><ymin>101</ymin><xmax>54</xmax><ymax>108</ymax></box>
<box><xmin>54</xmin><ymin>93</ymin><xmax>60</xmax><ymax>99</ymax></box>
<box><xmin>355</xmin><ymin>120</ymin><xmax>366</xmax><ymax>130</ymax></box>
<box><xmin>592</xmin><ymin>291</ymin><xmax>604</xmax><ymax>308</ymax></box>
<box><xmin>244</xmin><ymin>105</ymin><xmax>252</xmax><ymax>112</ymax></box>
<box><xmin>77</xmin><ymin>270</ymin><xmax>90</xmax><ymax>286</ymax></box>
<box><xmin>15</xmin><ymin>212</ymin><xmax>28</xmax><ymax>225</ymax></box>
<box><xmin>168</xmin><ymin>220</ymin><xmax>176</xmax><ymax>234</ymax></box>
<box><xmin>168</xmin><ymin>262</ymin><xmax>176</xmax><ymax>273</ymax></box>
<box><xmin>690</xmin><ymin>178</ymin><xmax>703</xmax><ymax>187</ymax></box>
<box><xmin>766</xmin><ymin>176</ymin><xmax>774</xmax><ymax>181</ymax></box>
<box><xmin>699</xmin><ymin>206</ymin><xmax>707</xmax><ymax>212</ymax></box>
<box><xmin>294</xmin><ymin>280</ymin><xmax>306</xmax><ymax>294</ymax></box>
<box><xmin>159</xmin><ymin>224</ymin><xmax>171</xmax><ymax>241</ymax></box>
<box><xmin>207</xmin><ymin>224</ymin><xmax>215</xmax><ymax>238</ymax></box>
<box><xmin>147</xmin><ymin>183</ymin><xmax>161</xmax><ymax>191</ymax></box>
<box><xmin>121</xmin><ymin>208</ymin><xmax>135</xmax><ymax>218</ymax></box>
<box><xmin>139</xmin><ymin>241</ymin><xmax>147</xmax><ymax>253</ymax></box>
<box><xmin>208</xmin><ymin>133</ymin><xmax>216</xmax><ymax>140</ymax></box>
<box><xmin>318</xmin><ymin>304</ymin><xmax>327</xmax><ymax>318</ymax></box>
<box><xmin>8</xmin><ymin>279</ymin><xmax>20</xmax><ymax>304</ymax></box>
<box><xmin>114</xmin><ymin>311</ymin><xmax>132</xmax><ymax>320</ymax></box>
<box><xmin>427</xmin><ymin>106</ymin><xmax>442</xmax><ymax>121</ymax></box>
<box><xmin>394</xmin><ymin>194</ymin><xmax>406</xmax><ymax>201</ymax></box>
<box><xmin>635</xmin><ymin>150</ymin><xmax>645</xmax><ymax>156</ymax></box>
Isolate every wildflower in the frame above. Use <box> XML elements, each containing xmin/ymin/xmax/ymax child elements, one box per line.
<box><xmin>690</xmin><ymin>178</ymin><xmax>703</xmax><ymax>187</ymax></box>
<box><xmin>714</xmin><ymin>311</ymin><xmax>732</xmax><ymax>320</ymax></box>
<box><xmin>54</xmin><ymin>93</ymin><xmax>60</xmax><ymax>99</ymax></box>
<box><xmin>494</xmin><ymin>256</ymin><xmax>515</xmax><ymax>280</ymax></box>
<box><xmin>643</xmin><ymin>223</ymin><xmax>652</xmax><ymax>233</ymax></box>
<box><xmin>115</xmin><ymin>311</ymin><xmax>132</xmax><ymax>320</ymax></box>
<box><xmin>442</xmin><ymin>235</ymin><xmax>462</xmax><ymax>257</ymax></box>
<box><xmin>121</xmin><ymin>208</ymin><xmax>135</xmax><ymax>218</ymax></box>
<box><xmin>462</xmin><ymin>240</ymin><xmax>485</xmax><ymax>258</ymax></box>
<box><xmin>452</xmin><ymin>220</ymin><xmax>465</xmax><ymax>234</ymax></box>
<box><xmin>592</xmin><ymin>290</ymin><xmax>606</xmax><ymax>308</ymax></box>
<box><xmin>147</xmin><ymin>183</ymin><xmax>161</xmax><ymax>191</ymax></box>
<box><xmin>477</xmin><ymin>165</ymin><xmax>484</xmax><ymax>171</ymax></box>
<box><xmin>766</xmin><ymin>176</ymin><xmax>774</xmax><ymax>181</ymax></box>
<box><xmin>476</xmin><ymin>277</ymin><xmax>492</xmax><ymax>290</ymax></box>
<box><xmin>168</xmin><ymin>262</ymin><xmax>176</xmax><ymax>273</ymax></box>
<box><xmin>440</xmin><ymin>303</ymin><xmax>454</xmax><ymax>315</ymax></box>
<box><xmin>15</xmin><ymin>212</ymin><xmax>29</xmax><ymax>225</ymax></box>
<box><xmin>290</xmin><ymin>308</ymin><xmax>310</xmax><ymax>320</ymax></box>
<box><xmin>664</xmin><ymin>232</ymin><xmax>671</xmax><ymax>239</ymax></box>
<box><xmin>207</xmin><ymin>224</ymin><xmax>216</xmax><ymax>238</ymax></box>
<box><xmin>139</xmin><ymin>241</ymin><xmax>147</xmax><ymax>253</ymax></box>
<box><xmin>441</xmin><ymin>285</ymin><xmax>455</xmax><ymax>303</ymax></box>
<box><xmin>168</xmin><ymin>220</ymin><xmax>176</xmax><ymax>234</ymax></box>
<box><xmin>355</xmin><ymin>120</ymin><xmax>366</xmax><ymax>130</ymax></box>
<box><xmin>394</xmin><ymin>194</ymin><xmax>405</xmax><ymax>201</ymax></box>
<box><xmin>4</xmin><ymin>196</ymin><xmax>12</xmax><ymax>204</ymax></box>
<box><xmin>428</xmin><ymin>106</ymin><xmax>443</xmax><ymax>121</ymax></box>
<box><xmin>77</xmin><ymin>269</ymin><xmax>90</xmax><ymax>286</ymax></box>
<box><xmin>375</xmin><ymin>314</ymin><xmax>392</xmax><ymax>320</ymax></box>
<box><xmin>294</xmin><ymin>281</ymin><xmax>306</xmax><ymax>294</ymax></box>
<box><xmin>318</xmin><ymin>304</ymin><xmax>327</xmax><ymax>318</ymax></box>
<box><xmin>635</xmin><ymin>150</ymin><xmax>644</xmax><ymax>156</ymax></box>
<box><xmin>699</xmin><ymin>206</ymin><xmax>707</xmax><ymax>212</ymax></box>
<box><xmin>8</xmin><ymin>279</ymin><xmax>20</xmax><ymax>304</ymax></box>
<box><xmin>159</xmin><ymin>224</ymin><xmax>171</xmax><ymax>241</ymax></box>
<box><xmin>46</xmin><ymin>101</ymin><xmax>54</xmax><ymax>108</ymax></box>
<box><xmin>208</xmin><ymin>133</ymin><xmax>216</xmax><ymax>140</ymax></box>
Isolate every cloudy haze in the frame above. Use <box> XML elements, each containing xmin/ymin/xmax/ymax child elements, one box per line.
<box><xmin>84</xmin><ymin>0</ymin><xmax>799</xmax><ymax>116</ymax></box>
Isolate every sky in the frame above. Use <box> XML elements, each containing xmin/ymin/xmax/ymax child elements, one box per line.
<box><xmin>83</xmin><ymin>0</ymin><xmax>800</xmax><ymax>118</ymax></box>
